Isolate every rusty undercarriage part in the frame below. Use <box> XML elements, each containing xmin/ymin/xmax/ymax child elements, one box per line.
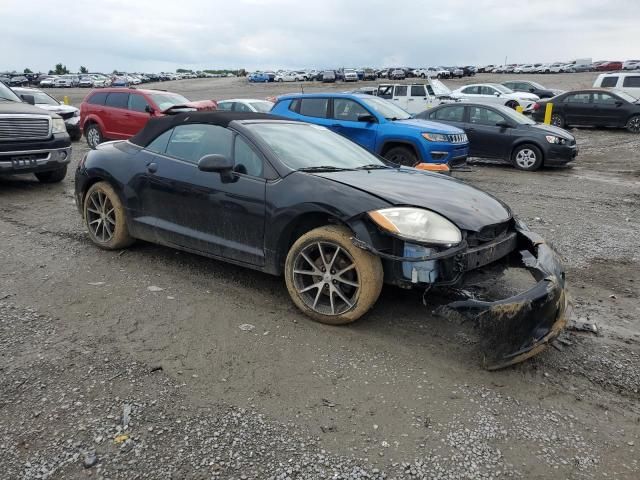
<box><xmin>439</xmin><ymin>225</ymin><xmax>570</xmax><ymax>370</ymax></box>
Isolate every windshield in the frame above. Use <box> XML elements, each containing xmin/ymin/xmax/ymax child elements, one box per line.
<box><xmin>148</xmin><ymin>92</ymin><xmax>191</xmax><ymax>110</ymax></box>
<box><xmin>493</xmin><ymin>84</ymin><xmax>512</xmax><ymax>94</ymax></box>
<box><xmin>247</xmin><ymin>123</ymin><xmax>385</xmax><ymax>170</ymax></box>
<box><xmin>0</xmin><ymin>82</ymin><xmax>21</xmax><ymax>102</ymax></box>
<box><xmin>528</xmin><ymin>81</ymin><xmax>545</xmax><ymax>89</ymax></box>
<box><xmin>25</xmin><ymin>91</ymin><xmax>59</xmax><ymax>105</ymax></box>
<box><xmin>498</xmin><ymin>106</ymin><xmax>536</xmax><ymax>125</ymax></box>
<box><xmin>249</xmin><ymin>101</ymin><xmax>273</xmax><ymax>113</ymax></box>
<box><xmin>614</xmin><ymin>91</ymin><xmax>638</xmax><ymax>103</ymax></box>
<box><xmin>361</xmin><ymin>96</ymin><xmax>411</xmax><ymax>120</ymax></box>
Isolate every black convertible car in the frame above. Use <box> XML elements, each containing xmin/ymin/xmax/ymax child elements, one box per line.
<box><xmin>75</xmin><ymin>112</ymin><xmax>569</xmax><ymax>368</ymax></box>
<box><xmin>417</xmin><ymin>103</ymin><xmax>577</xmax><ymax>171</ymax></box>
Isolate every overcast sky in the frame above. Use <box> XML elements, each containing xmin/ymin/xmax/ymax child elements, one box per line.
<box><xmin>1</xmin><ymin>0</ymin><xmax>638</xmax><ymax>73</ymax></box>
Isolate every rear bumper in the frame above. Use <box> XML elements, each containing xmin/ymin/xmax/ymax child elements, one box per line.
<box><xmin>352</xmin><ymin>221</ymin><xmax>569</xmax><ymax>369</ymax></box>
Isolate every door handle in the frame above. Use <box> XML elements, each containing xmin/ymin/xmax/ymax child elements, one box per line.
<box><xmin>147</xmin><ymin>162</ymin><xmax>157</xmax><ymax>173</ymax></box>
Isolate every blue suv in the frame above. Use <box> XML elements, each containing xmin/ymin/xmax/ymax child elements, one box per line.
<box><xmin>271</xmin><ymin>93</ymin><xmax>469</xmax><ymax>166</ymax></box>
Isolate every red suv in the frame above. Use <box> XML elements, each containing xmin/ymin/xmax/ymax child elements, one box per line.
<box><xmin>80</xmin><ymin>88</ymin><xmax>217</xmax><ymax>148</ymax></box>
<box><xmin>596</xmin><ymin>61</ymin><xmax>623</xmax><ymax>72</ymax></box>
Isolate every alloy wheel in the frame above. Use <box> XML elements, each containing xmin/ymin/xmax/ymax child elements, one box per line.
<box><xmin>551</xmin><ymin>114</ymin><xmax>564</xmax><ymax>128</ymax></box>
<box><xmin>87</xmin><ymin>127</ymin><xmax>100</xmax><ymax>148</ymax></box>
<box><xmin>292</xmin><ymin>241</ymin><xmax>360</xmax><ymax>316</ymax></box>
<box><xmin>628</xmin><ymin>116</ymin><xmax>640</xmax><ymax>133</ymax></box>
<box><xmin>515</xmin><ymin>149</ymin><xmax>537</xmax><ymax>169</ymax></box>
<box><xmin>86</xmin><ymin>190</ymin><xmax>116</xmax><ymax>243</ymax></box>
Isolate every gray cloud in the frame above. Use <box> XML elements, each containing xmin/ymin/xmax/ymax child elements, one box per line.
<box><xmin>1</xmin><ymin>0</ymin><xmax>638</xmax><ymax>73</ymax></box>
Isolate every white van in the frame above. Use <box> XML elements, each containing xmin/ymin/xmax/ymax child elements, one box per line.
<box><xmin>593</xmin><ymin>73</ymin><xmax>640</xmax><ymax>99</ymax></box>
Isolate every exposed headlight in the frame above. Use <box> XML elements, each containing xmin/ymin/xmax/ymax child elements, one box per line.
<box><xmin>422</xmin><ymin>132</ymin><xmax>449</xmax><ymax>142</ymax></box>
<box><xmin>52</xmin><ymin>118</ymin><xmax>66</xmax><ymax>134</ymax></box>
<box><xmin>545</xmin><ymin>135</ymin><xmax>566</xmax><ymax>144</ymax></box>
<box><xmin>368</xmin><ymin>207</ymin><xmax>462</xmax><ymax>246</ymax></box>
<box><xmin>73</xmin><ymin>110</ymin><xmax>80</xmax><ymax>117</ymax></box>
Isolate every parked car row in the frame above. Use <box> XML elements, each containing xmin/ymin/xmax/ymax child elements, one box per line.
<box><xmin>480</xmin><ymin>58</ymin><xmax>640</xmax><ymax>74</ymax></box>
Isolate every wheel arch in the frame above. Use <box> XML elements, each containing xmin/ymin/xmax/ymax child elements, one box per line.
<box><xmin>510</xmin><ymin>140</ymin><xmax>546</xmax><ymax>163</ymax></box>
<box><xmin>379</xmin><ymin>140</ymin><xmax>421</xmax><ymax>161</ymax></box>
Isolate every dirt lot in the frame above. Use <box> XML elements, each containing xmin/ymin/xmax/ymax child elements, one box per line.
<box><xmin>1</xmin><ymin>74</ymin><xmax>639</xmax><ymax>479</ymax></box>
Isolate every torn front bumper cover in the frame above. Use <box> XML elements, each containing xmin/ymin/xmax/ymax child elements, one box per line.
<box><xmin>439</xmin><ymin>224</ymin><xmax>570</xmax><ymax>370</ymax></box>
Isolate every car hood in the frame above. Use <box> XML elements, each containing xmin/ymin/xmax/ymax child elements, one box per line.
<box><xmin>312</xmin><ymin>168</ymin><xmax>512</xmax><ymax>231</ymax></box>
<box><xmin>36</xmin><ymin>104</ymin><xmax>78</xmax><ymax>114</ymax></box>
<box><xmin>527</xmin><ymin>123</ymin><xmax>574</xmax><ymax>140</ymax></box>
<box><xmin>391</xmin><ymin>118</ymin><xmax>464</xmax><ymax>134</ymax></box>
<box><xmin>0</xmin><ymin>101</ymin><xmax>59</xmax><ymax>118</ymax></box>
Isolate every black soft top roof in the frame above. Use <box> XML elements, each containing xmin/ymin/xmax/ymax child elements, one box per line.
<box><xmin>129</xmin><ymin>111</ymin><xmax>287</xmax><ymax>147</ymax></box>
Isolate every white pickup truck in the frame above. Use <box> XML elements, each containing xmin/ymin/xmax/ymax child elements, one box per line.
<box><xmin>375</xmin><ymin>79</ymin><xmax>457</xmax><ymax>114</ymax></box>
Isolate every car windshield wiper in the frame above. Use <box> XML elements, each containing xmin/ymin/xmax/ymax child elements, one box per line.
<box><xmin>297</xmin><ymin>166</ymin><xmax>355</xmax><ymax>172</ymax></box>
<box><xmin>356</xmin><ymin>164</ymin><xmax>390</xmax><ymax>170</ymax></box>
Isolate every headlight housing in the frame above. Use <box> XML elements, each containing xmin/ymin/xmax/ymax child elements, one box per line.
<box><xmin>73</xmin><ymin>110</ymin><xmax>80</xmax><ymax>117</ymax></box>
<box><xmin>422</xmin><ymin>132</ymin><xmax>449</xmax><ymax>142</ymax></box>
<box><xmin>545</xmin><ymin>135</ymin><xmax>566</xmax><ymax>144</ymax></box>
<box><xmin>368</xmin><ymin>207</ymin><xmax>462</xmax><ymax>246</ymax></box>
<box><xmin>51</xmin><ymin>118</ymin><xmax>66</xmax><ymax>134</ymax></box>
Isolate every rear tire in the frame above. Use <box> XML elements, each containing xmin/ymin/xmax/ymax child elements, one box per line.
<box><xmin>384</xmin><ymin>146</ymin><xmax>419</xmax><ymax>167</ymax></box>
<box><xmin>85</xmin><ymin>123</ymin><xmax>103</xmax><ymax>149</ymax></box>
<box><xmin>35</xmin><ymin>165</ymin><xmax>67</xmax><ymax>183</ymax></box>
<box><xmin>284</xmin><ymin>225</ymin><xmax>383</xmax><ymax>325</ymax></box>
<box><xmin>512</xmin><ymin>144</ymin><xmax>543</xmax><ymax>171</ymax></box>
<box><xmin>551</xmin><ymin>113</ymin><xmax>565</xmax><ymax>128</ymax></box>
<box><xmin>84</xmin><ymin>182</ymin><xmax>134</xmax><ymax>250</ymax></box>
<box><xmin>626</xmin><ymin>115</ymin><xmax>640</xmax><ymax>133</ymax></box>
<box><xmin>505</xmin><ymin>100</ymin><xmax>518</xmax><ymax>109</ymax></box>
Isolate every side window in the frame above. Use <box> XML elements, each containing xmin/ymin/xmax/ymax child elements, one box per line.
<box><xmin>592</xmin><ymin>92</ymin><xmax>617</xmax><ymax>105</ymax></box>
<box><xmin>299</xmin><ymin>98</ymin><xmax>328</xmax><ymax>118</ymax></box>
<box><xmin>234</xmin><ymin>102</ymin><xmax>252</xmax><ymax>112</ymax></box>
<box><xmin>288</xmin><ymin>99</ymin><xmax>300</xmax><ymax>113</ymax></box>
<box><xmin>146</xmin><ymin>129</ymin><xmax>173</xmax><ymax>154</ymax></box>
<box><xmin>377</xmin><ymin>86</ymin><xmax>393</xmax><ymax>99</ymax></box>
<box><xmin>410</xmin><ymin>85</ymin><xmax>426</xmax><ymax>97</ymax></box>
<box><xmin>462</xmin><ymin>86</ymin><xmax>479</xmax><ymax>95</ymax></box>
<box><xmin>128</xmin><ymin>94</ymin><xmax>149</xmax><ymax>113</ymax></box>
<box><xmin>333</xmin><ymin>99</ymin><xmax>369</xmax><ymax>121</ymax></box>
<box><xmin>600</xmin><ymin>76</ymin><xmax>618</xmax><ymax>88</ymax></box>
<box><xmin>623</xmin><ymin>76</ymin><xmax>640</xmax><ymax>87</ymax></box>
<box><xmin>105</xmin><ymin>92</ymin><xmax>129</xmax><ymax>109</ymax></box>
<box><xmin>480</xmin><ymin>86</ymin><xmax>497</xmax><ymax>95</ymax></box>
<box><xmin>433</xmin><ymin>105</ymin><xmax>465</xmax><ymax>122</ymax></box>
<box><xmin>165</xmin><ymin>124</ymin><xmax>233</xmax><ymax>164</ymax></box>
<box><xmin>88</xmin><ymin>92</ymin><xmax>107</xmax><ymax>105</ymax></box>
<box><xmin>503</xmin><ymin>82</ymin><xmax>515</xmax><ymax>90</ymax></box>
<box><xmin>394</xmin><ymin>85</ymin><xmax>408</xmax><ymax>97</ymax></box>
<box><xmin>469</xmin><ymin>107</ymin><xmax>506</xmax><ymax>126</ymax></box>
<box><xmin>217</xmin><ymin>102</ymin><xmax>233</xmax><ymax>111</ymax></box>
<box><xmin>565</xmin><ymin>93</ymin><xmax>591</xmax><ymax>104</ymax></box>
<box><xmin>233</xmin><ymin>136</ymin><xmax>263</xmax><ymax>177</ymax></box>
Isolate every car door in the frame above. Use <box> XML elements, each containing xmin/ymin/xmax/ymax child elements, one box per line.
<box><xmin>331</xmin><ymin>98</ymin><xmax>378</xmax><ymax>150</ymax></box>
<box><xmin>406</xmin><ymin>84</ymin><xmax>432</xmax><ymax>113</ymax></box>
<box><xmin>390</xmin><ymin>85</ymin><xmax>408</xmax><ymax>110</ymax></box>
<box><xmin>481</xmin><ymin>86</ymin><xmax>504</xmax><ymax>105</ymax></box>
<box><xmin>466</xmin><ymin>106</ymin><xmax>513</xmax><ymax>158</ymax></box>
<box><xmin>136</xmin><ymin>124</ymin><xmax>267</xmax><ymax>265</ymax></box>
<box><xmin>102</xmin><ymin>92</ymin><xmax>130</xmax><ymax>138</ymax></box>
<box><xmin>591</xmin><ymin>92</ymin><xmax>626</xmax><ymax>126</ymax></box>
<box><xmin>124</xmin><ymin>93</ymin><xmax>153</xmax><ymax>136</ymax></box>
<box><xmin>562</xmin><ymin>92</ymin><xmax>593</xmax><ymax>125</ymax></box>
<box><xmin>457</xmin><ymin>85</ymin><xmax>480</xmax><ymax>101</ymax></box>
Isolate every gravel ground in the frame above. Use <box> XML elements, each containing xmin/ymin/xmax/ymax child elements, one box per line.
<box><xmin>1</xmin><ymin>73</ymin><xmax>639</xmax><ymax>479</ymax></box>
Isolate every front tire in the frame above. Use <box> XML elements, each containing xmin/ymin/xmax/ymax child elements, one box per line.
<box><xmin>85</xmin><ymin>123</ymin><xmax>103</xmax><ymax>149</ymax></box>
<box><xmin>626</xmin><ymin>115</ymin><xmax>640</xmax><ymax>133</ymax></box>
<box><xmin>384</xmin><ymin>146</ymin><xmax>419</xmax><ymax>167</ymax></box>
<box><xmin>505</xmin><ymin>100</ymin><xmax>518</xmax><ymax>109</ymax></box>
<box><xmin>285</xmin><ymin>225</ymin><xmax>383</xmax><ymax>325</ymax></box>
<box><xmin>512</xmin><ymin>144</ymin><xmax>543</xmax><ymax>171</ymax></box>
<box><xmin>84</xmin><ymin>182</ymin><xmax>134</xmax><ymax>250</ymax></box>
<box><xmin>35</xmin><ymin>165</ymin><xmax>67</xmax><ymax>183</ymax></box>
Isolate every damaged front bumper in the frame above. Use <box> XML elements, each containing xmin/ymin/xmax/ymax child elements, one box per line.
<box><xmin>353</xmin><ymin>221</ymin><xmax>570</xmax><ymax>370</ymax></box>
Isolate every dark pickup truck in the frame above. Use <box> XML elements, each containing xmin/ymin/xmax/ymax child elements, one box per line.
<box><xmin>0</xmin><ymin>81</ymin><xmax>71</xmax><ymax>183</ymax></box>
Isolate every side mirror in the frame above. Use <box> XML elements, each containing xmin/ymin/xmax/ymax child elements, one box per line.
<box><xmin>494</xmin><ymin>92</ymin><xmax>501</xmax><ymax>97</ymax></box>
<box><xmin>145</xmin><ymin>105</ymin><xmax>155</xmax><ymax>115</ymax></box>
<box><xmin>496</xmin><ymin>120</ymin><xmax>512</xmax><ymax>129</ymax></box>
<box><xmin>198</xmin><ymin>154</ymin><xmax>235</xmax><ymax>182</ymax></box>
<box><xmin>528</xmin><ymin>88</ymin><xmax>535</xmax><ymax>93</ymax></box>
<box><xmin>357</xmin><ymin>113</ymin><xmax>377</xmax><ymax>123</ymax></box>
<box><xmin>21</xmin><ymin>94</ymin><xmax>36</xmax><ymax>105</ymax></box>
<box><xmin>615</xmin><ymin>100</ymin><xmax>623</xmax><ymax>107</ymax></box>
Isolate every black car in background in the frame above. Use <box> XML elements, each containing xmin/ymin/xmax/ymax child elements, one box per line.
<box><xmin>502</xmin><ymin>80</ymin><xmax>564</xmax><ymax>99</ymax></box>
<box><xmin>417</xmin><ymin>103</ymin><xmax>577</xmax><ymax>171</ymax></box>
<box><xmin>532</xmin><ymin>89</ymin><xmax>640</xmax><ymax>133</ymax></box>
<box><xmin>74</xmin><ymin>112</ymin><xmax>569</xmax><ymax>368</ymax></box>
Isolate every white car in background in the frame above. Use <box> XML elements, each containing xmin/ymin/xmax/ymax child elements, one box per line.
<box><xmin>216</xmin><ymin>98</ymin><xmax>275</xmax><ymax>113</ymax></box>
<box><xmin>623</xmin><ymin>60</ymin><xmax>640</xmax><ymax>70</ymax></box>
<box><xmin>450</xmin><ymin>83</ymin><xmax>540</xmax><ymax>111</ymax></box>
<box><xmin>343</xmin><ymin>69</ymin><xmax>359</xmax><ymax>81</ymax></box>
<box><xmin>54</xmin><ymin>75</ymin><xmax>80</xmax><ymax>87</ymax></box>
<box><xmin>275</xmin><ymin>71</ymin><xmax>303</xmax><ymax>82</ymax></box>
<box><xmin>38</xmin><ymin>76</ymin><xmax>57</xmax><ymax>87</ymax></box>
